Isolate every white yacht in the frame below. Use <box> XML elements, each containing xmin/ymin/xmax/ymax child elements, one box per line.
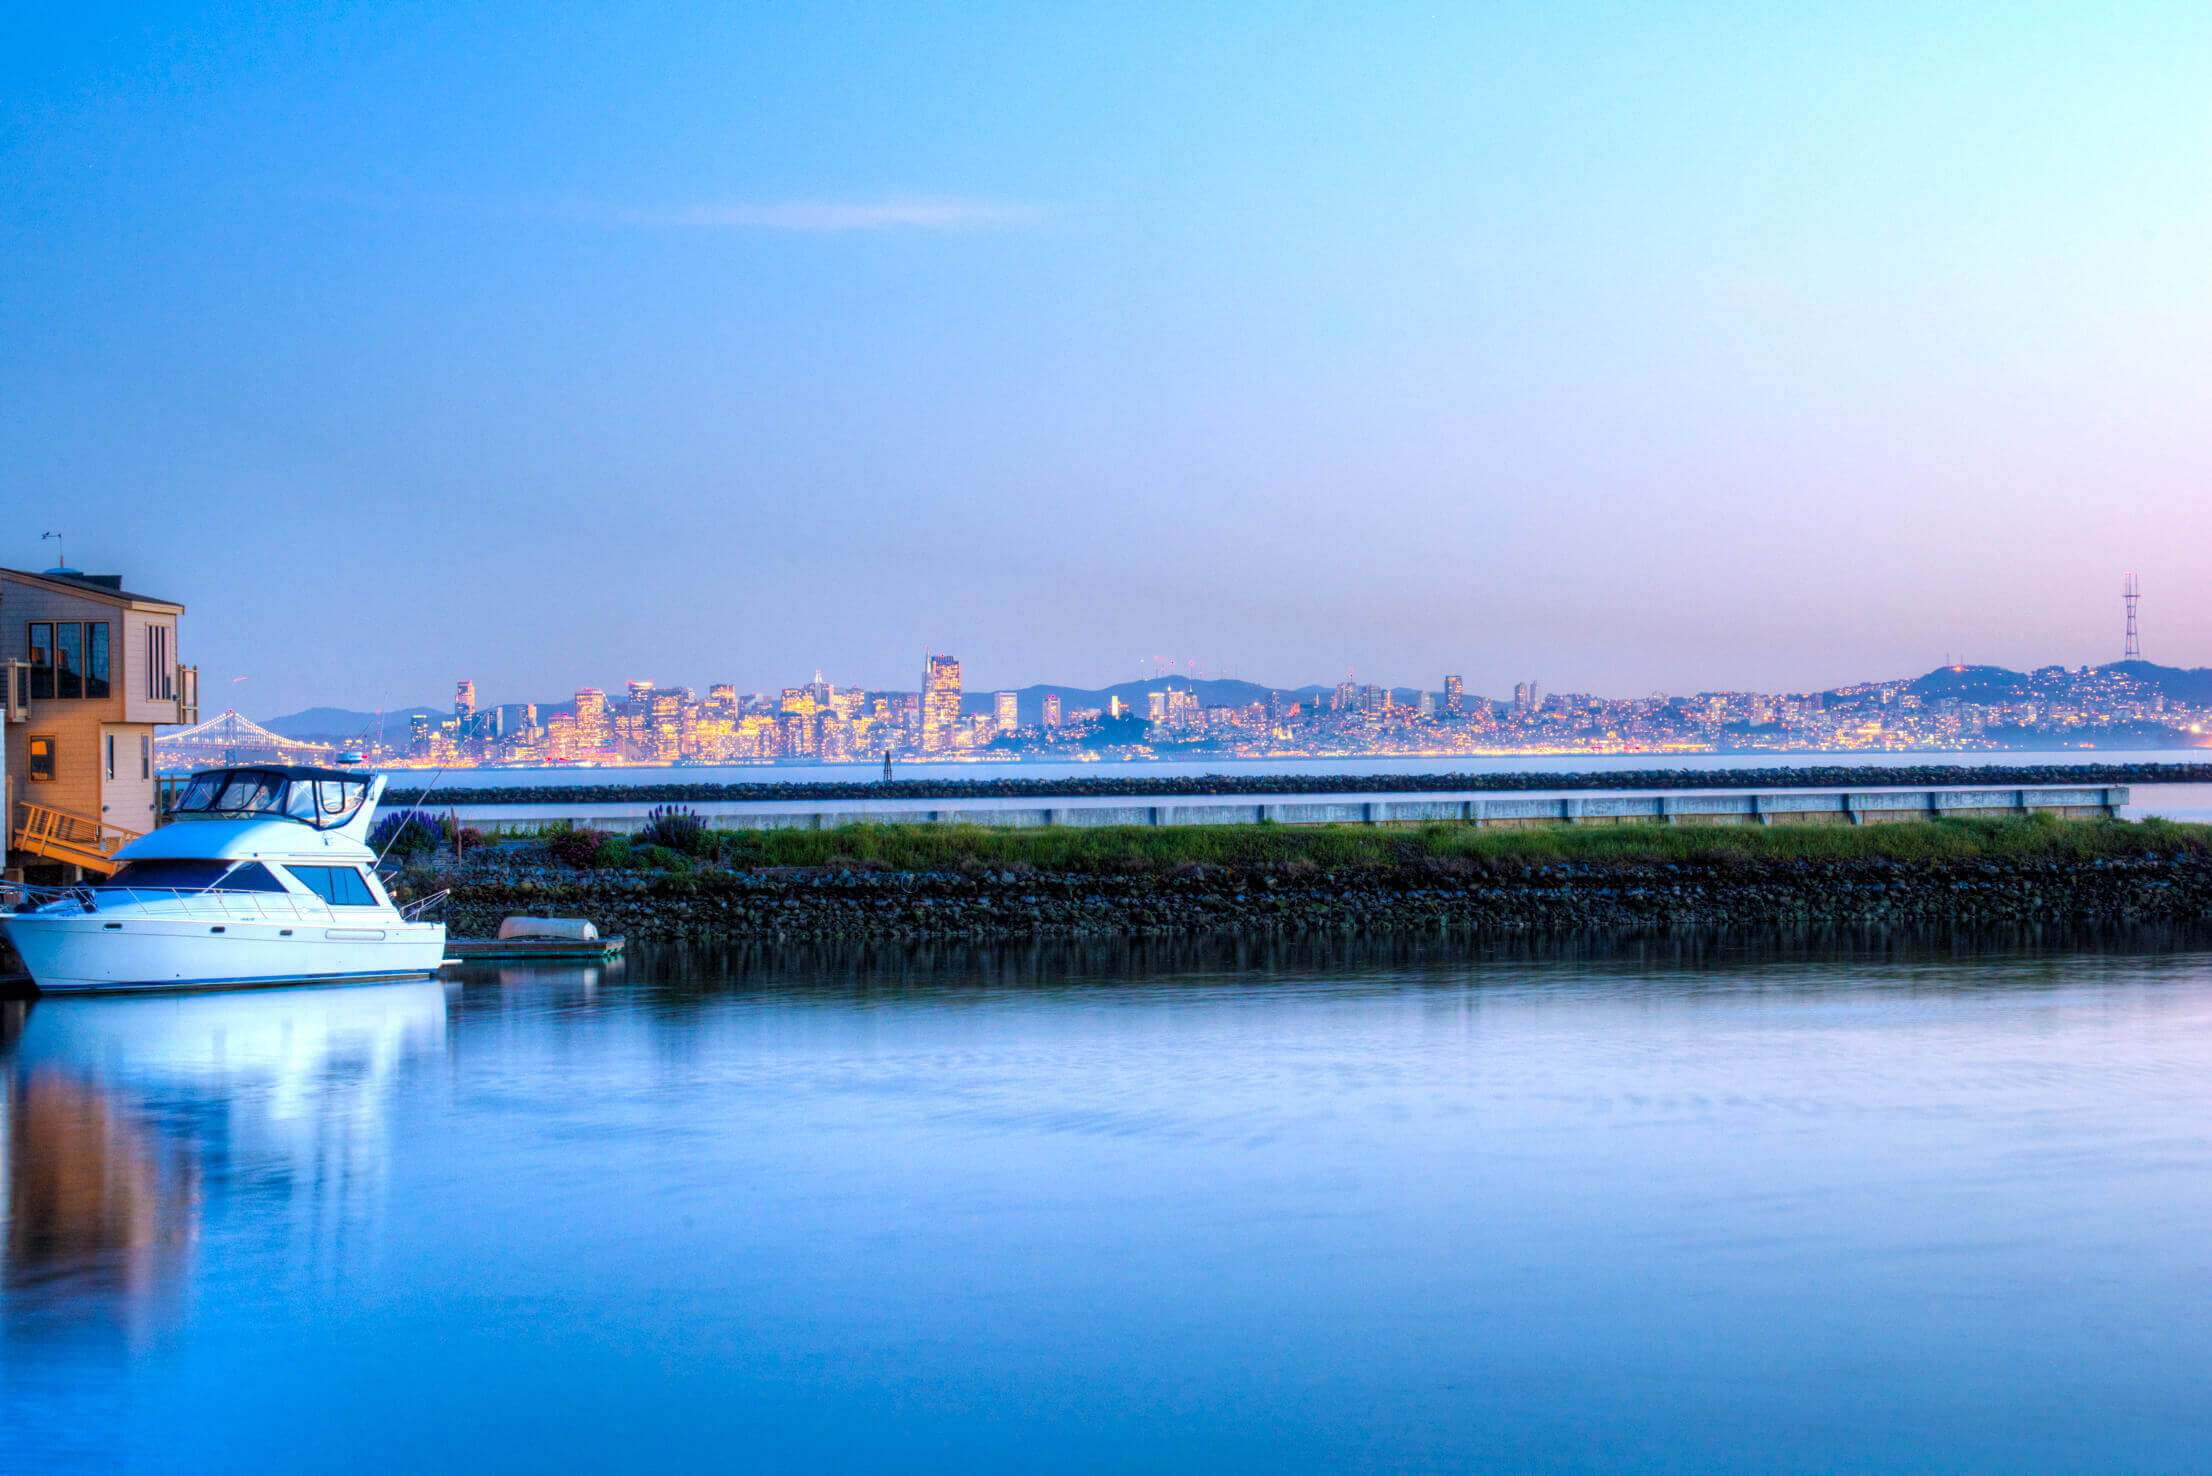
<box><xmin>3</xmin><ymin>766</ymin><xmax>447</xmax><ymax>993</ymax></box>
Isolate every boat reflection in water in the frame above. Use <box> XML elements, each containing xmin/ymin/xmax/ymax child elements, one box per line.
<box><xmin>1</xmin><ymin>981</ymin><xmax>447</xmax><ymax>1332</ymax></box>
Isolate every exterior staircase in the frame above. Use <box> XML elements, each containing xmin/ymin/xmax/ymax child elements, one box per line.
<box><xmin>11</xmin><ymin>802</ymin><xmax>141</xmax><ymax>876</ymax></box>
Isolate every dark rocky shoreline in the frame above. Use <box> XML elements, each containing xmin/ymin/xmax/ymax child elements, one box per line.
<box><xmin>427</xmin><ymin>850</ymin><xmax>2212</xmax><ymax>945</ymax></box>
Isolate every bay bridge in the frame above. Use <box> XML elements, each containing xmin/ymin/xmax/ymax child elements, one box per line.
<box><xmin>153</xmin><ymin>709</ymin><xmax>340</xmax><ymax>770</ymax></box>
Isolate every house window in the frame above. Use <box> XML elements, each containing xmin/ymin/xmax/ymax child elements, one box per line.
<box><xmin>87</xmin><ymin>622</ymin><xmax>110</xmax><ymax>699</ymax></box>
<box><xmin>106</xmin><ymin>733</ymin><xmax>116</xmax><ymax>780</ymax></box>
<box><xmin>56</xmin><ymin>623</ymin><xmax>81</xmax><ymax>699</ymax></box>
<box><xmin>141</xmin><ymin>733</ymin><xmax>151</xmax><ymax>779</ymax></box>
<box><xmin>146</xmin><ymin>624</ymin><xmax>174</xmax><ymax>701</ymax></box>
<box><xmin>28</xmin><ymin>735</ymin><xmax>56</xmax><ymax>782</ymax></box>
<box><xmin>28</xmin><ymin>623</ymin><xmax>52</xmax><ymax>699</ymax></box>
<box><xmin>24</xmin><ymin>621</ymin><xmax>110</xmax><ymax>701</ymax></box>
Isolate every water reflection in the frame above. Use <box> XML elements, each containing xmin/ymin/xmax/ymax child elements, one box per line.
<box><xmin>6</xmin><ymin>934</ymin><xmax>2212</xmax><ymax>1472</ymax></box>
<box><xmin>611</xmin><ymin>919</ymin><xmax>2212</xmax><ymax>1006</ymax></box>
<box><xmin>1</xmin><ymin>982</ymin><xmax>446</xmax><ymax>1329</ymax></box>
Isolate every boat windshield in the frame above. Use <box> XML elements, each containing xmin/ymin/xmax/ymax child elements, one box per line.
<box><xmin>96</xmin><ymin>860</ymin><xmax>289</xmax><ymax>894</ymax></box>
<box><xmin>169</xmin><ymin>768</ymin><xmax>372</xmax><ymax>829</ymax></box>
<box><xmin>100</xmin><ymin>859</ymin><xmax>235</xmax><ymax>891</ymax></box>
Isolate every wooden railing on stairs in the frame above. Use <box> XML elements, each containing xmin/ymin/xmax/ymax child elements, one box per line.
<box><xmin>11</xmin><ymin>801</ymin><xmax>142</xmax><ymax>875</ymax></box>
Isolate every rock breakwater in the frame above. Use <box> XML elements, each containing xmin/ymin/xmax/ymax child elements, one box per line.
<box><xmin>423</xmin><ymin>851</ymin><xmax>2212</xmax><ymax>944</ymax></box>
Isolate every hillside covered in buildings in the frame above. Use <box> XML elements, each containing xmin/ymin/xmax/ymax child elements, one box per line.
<box><xmin>239</xmin><ymin>660</ymin><xmax>2212</xmax><ymax>769</ymax></box>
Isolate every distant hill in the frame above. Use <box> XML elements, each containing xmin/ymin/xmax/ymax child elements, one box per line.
<box><xmin>1903</xmin><ymin>661</ymin><xmax>2212</xmax><ymax>706</ymax></box>
<box><xmin>1903</xmin><ymin>665</ymin><xmax>2040</xmax><ymax>705</ymax></box>
<box><xmin>2103</xmin><ymin>660</ymin><xmax>2212</xmax><ymax>705</ymax></box>
<box><xmin>258</xmin><ymin>707</ymin><xmax>436</xmax><ymax>744</ymax></box>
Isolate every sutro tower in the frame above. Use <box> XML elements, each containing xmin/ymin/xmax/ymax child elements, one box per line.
<box><xmin>2123</xmin><ymin>573</ymin><xmax>2141</xmax><ymax>660</ymax></box>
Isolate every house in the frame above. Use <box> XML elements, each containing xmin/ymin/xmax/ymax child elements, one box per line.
<box><xmin>1</xmin><ymin>567</ymin><xmax>196</xmax><ymax>877</ymax></box>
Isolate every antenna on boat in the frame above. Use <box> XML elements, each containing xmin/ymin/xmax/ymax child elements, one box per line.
<box><xmin>376</xmin><ymin>767</ymin><xmax>449</xmax><ymax>866</ymax></box>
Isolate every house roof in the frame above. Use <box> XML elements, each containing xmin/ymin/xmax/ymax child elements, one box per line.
<box><xmin>0</xmin><ymin>566</ymin><xmax>185</xmax><ymax>612</ymax></box>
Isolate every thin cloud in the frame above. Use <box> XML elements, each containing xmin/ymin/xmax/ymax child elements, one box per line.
<box><xmin>616</xmin><ymin>198</ymin><xmax>1040</xmax><ymax>232</ymax></box>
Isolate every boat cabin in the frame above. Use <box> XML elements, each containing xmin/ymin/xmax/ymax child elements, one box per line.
<box><xmin>166</xmin><ymin>766</ymin><xmax>375</xmax><ymax>831</ymax></box>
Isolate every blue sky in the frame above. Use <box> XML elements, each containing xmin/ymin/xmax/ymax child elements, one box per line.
<box><xmin>5</xmin><ymin>3</ymin><xmax>2209</xmax><ymax>713</ymax></box>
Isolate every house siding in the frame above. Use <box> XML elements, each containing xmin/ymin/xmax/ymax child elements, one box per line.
<box><xmin>1</xmin><ymin>571</ymin><xmax>185</xmax><ymax>859</ymax></box>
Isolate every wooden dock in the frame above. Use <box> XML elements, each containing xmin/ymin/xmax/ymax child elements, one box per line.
<box><xmin>442</xmin><ymin>936</ymin><xmax>626</xmax><ymax>963</ymax></box>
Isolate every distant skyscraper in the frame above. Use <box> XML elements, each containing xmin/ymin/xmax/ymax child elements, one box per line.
<box><xmin>1042</xmin><ymin>693</ymin><xmax>1062</xmax><ymax>729</ymax></box>
<box><xmin>455</xmin><ymin>679</ymin><xmax>475</xmax><ymax>720</ymax></box>
<box><xmin>1443</xmin><ymin>675</ymin><xmax>1463</xmax><ymax>714</ymax></box>
<box><xmin>1147</xmin><ymin>691</ymin><xmax>1169</xmax><ymax>723</ymax></box>
<box><xmin>994</xmin><ymin>690</ymin><xmax>1018</xmax><ymax>732</ymax></box>
<box><xmin>574</xmin><ymin>688</ymin><xmax>608</xmax><ymax>747</ymax></box>
<box><xmin>626</xmin><ymin>679</ymin><xmax>653</xmax><ymax>704</ymax></box>
<box><xmin>922</xmin><ymin>655</ymin><xmax>962</xmax><ymax>752</ymax></box>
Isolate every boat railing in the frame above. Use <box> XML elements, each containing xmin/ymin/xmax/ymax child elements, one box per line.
<box><xmin>3</xmin><ymin>882</ymin><xmax>409</xmax><ymax>925</ymax></box>
<box><xmin>399</xmin><ymin>889</ymin><xmax>450</xmax><ymax>922</ymax></box>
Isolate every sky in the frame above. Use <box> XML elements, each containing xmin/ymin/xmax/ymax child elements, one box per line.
<box><xmin>5</xmin><ymin>3</ymin><xmax>2209</xmax><ymax>716</ymax></box>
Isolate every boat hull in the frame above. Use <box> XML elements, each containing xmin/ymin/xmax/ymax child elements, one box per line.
<box><xmin>2</xmin><ymin>914</ymin><xmax>447</xmax><ymax>994</ymax></box>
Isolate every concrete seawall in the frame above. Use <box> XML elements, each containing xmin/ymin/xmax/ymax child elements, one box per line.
<box><xmin>444</xmin><ymin>784</ymin><xmax>2129</xmax><ymax>836</ymax></box>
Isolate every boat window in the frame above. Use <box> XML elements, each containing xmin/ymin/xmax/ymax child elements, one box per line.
<box><xmin>315</xmin><ymin>778</ymin><xmax>370</xmax><ymax>823</ymax></box>
<box><xmin>102</xmin><ymin>859</ymin><xmax>233</xmax><ymax>891</ymax></box>
<box><xmin>218</xmin><ymin>862</ymin><xmax>290</xmax><ymax>893</ymax></box>
<box><xmin>288</xmin><ymin>864</ymin><xmax>378</xmax><ymax>906</ymax></box>
<box><xmin>173</xmin><ymin>773</ymin><xmax>227</xmax><ymax>812</ymax></box>
<box><xmin>216</xmin><ymin>772</ymin><xmax>288</xmax><ymax>813</ymax></box>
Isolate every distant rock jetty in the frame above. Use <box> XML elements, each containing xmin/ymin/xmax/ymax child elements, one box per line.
<box><xmin>388</xmin><ymin>761</ymin><xmax>2212</xmax><ymax>810</ymax></box>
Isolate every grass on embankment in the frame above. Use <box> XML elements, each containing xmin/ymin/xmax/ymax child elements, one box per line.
<box><xmin>554</xmin><ymin>814</ymin><xmax>2212</xmax><ymax>874</ymax></box>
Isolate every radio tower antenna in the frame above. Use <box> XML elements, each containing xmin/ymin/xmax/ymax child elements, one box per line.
<box><xmin>2123</xmin><ymin>573</ymin><xmax>2141</xmax><ymax>660</ymax></box>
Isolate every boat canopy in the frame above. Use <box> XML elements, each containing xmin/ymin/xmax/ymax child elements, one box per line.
<box><xmin>168</xmin><ymin>766</ymin><xmax>374</xmax><ymax>830</ymax></box>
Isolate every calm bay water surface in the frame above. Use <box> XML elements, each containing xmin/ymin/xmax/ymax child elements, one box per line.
<box><xmin>6</xmin><ymin>934</ymin><xmax>2212</xmax><ymax>1473</ymax></box>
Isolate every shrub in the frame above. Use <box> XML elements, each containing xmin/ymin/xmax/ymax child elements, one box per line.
<box><xmin>598</xmin><ymin>836</ymin><xmax>634</xmax><ymax>869</ymax></box>
<box><xmin>639</xmin><ymin>804</ymin><xmax>709</xmax><ymax>855</ymax></box>
<box><xmin>541</xmin><ymin>826</ymin><xmax>609</xmax><ymax>868</ymax></box>
<box><xmin>632</xmin><ymin>843</ymin><xmax>690</xmax><ymax>872</ymax></box>
<box><xmin>369</xmin><ymin>811</ymin><xmax>448</xmax><ymax>858</ymax></box>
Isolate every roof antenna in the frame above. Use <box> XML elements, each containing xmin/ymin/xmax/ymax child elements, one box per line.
<box><xmin>41</xmin><ymin>530</ymin><xmax>67</xmax><ymax>574</ymax></box>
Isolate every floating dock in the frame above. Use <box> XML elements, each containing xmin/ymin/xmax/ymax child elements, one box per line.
<box><xmin>443</xmin><ymin>935</ymin><xmax>626</xmax><ymax>962</ymax></box>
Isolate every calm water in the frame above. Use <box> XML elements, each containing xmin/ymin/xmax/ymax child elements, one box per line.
<box><xmin>6</xmin><ymin>934</ymin><xmax>2212</xmax><ymax>1473</ymax></box>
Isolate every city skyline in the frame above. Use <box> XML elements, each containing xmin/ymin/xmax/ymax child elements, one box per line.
<box><xmin>206</xmin><ymin>643</ymin><xmax>2211</xmax><ymax>773</ymax></box>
